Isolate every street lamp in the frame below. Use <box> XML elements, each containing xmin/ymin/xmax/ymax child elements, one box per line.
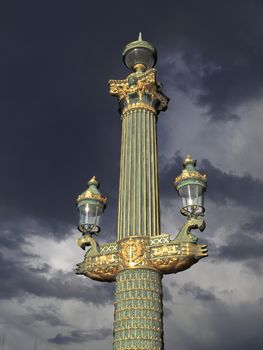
<box><xmin>122</xmin><ymin>32</ymin><xmax>157</xmax><ymax>71</ymax></box>
<box><xmin>175</xmin><ymin>155</ymin><xmax>207</xmax><ymax>217</ymax></box>
<box><xmin>76</xmin><ymin>176</ymin><xmax>107</xmax><ymax>235</ymax></box>
<box><xmin>75</xmin><ymin>34</ymin><xmax>208</xmax><ymax>350</ymax></box>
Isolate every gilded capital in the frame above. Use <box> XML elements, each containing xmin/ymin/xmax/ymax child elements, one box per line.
<box><xmin>109</xmin><ymin>69</ymin><xmax>169</xmax><ymax>114</ymax></box>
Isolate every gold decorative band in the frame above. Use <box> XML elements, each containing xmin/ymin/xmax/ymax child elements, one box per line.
<box><xmin>115</xmin><ymin>287</ymin><xmax>161</xmax><ymax>294</ymax></box>
<box><xmin>113</xmin><ymin>336</ymin><xmax>161</xmax><ymax>341</ymax></box>
<box><xmin>115</xmin><ymin>306</ymin><xmax>161</xmax><ymax>312</ymax></box>
<box><xmin>114</xmin><ymin>326</ymin><xmax>161</xmax><ymax>332</ymax></box>
<box><xmin>114</xmin><ymin>297</ymin><xmax>162</xmax><ymax>303</ymax></box>
<box><xmin>114</xmin><ymin>316</ymin><xmax>161</xmax><ymax>323</ymax></box>
<box><xmin>175</xmin><ymin>170</ymin><xmax>207</xmax><ymax>184</ymax></box>
<box><xmin>122</xmin><ymin>102</ymin><xmax>156</xmax><ymax>117</ymax></box>
<box><xmin>76</xmin><ymin>191</ymin><xmax>107</xmax><ymax>204</ymax></box>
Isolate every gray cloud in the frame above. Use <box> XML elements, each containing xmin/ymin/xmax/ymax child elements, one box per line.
<box><xmin>179</xmin><ymin>282</ymin><xmax>218</xmax><ymax>302</ymax></box>
<box><xmin>216</xmin><ymin>216</ymin><xmax>263</xmax><ymax>263</ymax></box>
<box><xmin>48</xmin><ymin>328</ymin><xmax>112</xmax><ymax>344</ymax></box>
<box><xmin>200</xmin><ymin>159</ymin><xmax>263</xmax><ymax>210</ymax></box>
<box><xmin>0</xmin><ymin>249</ymin><xmax>114</xmax><ymax>303</ymax></box>
<box><xmin>20</xmin><ymin>305</ymin><xmax>69</xmax><ymax>327</ymax></box>
<box><xmin>160</xmin><ymin>154</ymin><xmax>263</xmax><ymax>212</ymax></box>
<box><xmin>158</xmin><ymin>1</ymin><xmax>263</xmax><ymax>122</ymax></box>
<box><xmin>166</xmin><ymin>297</ymin><xmax>263</xmax><ymax>350</ymax></box>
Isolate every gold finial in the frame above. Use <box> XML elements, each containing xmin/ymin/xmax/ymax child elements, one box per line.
<box><xmin>88</xmin><ymin>176</ymin><xmax>99</xmax><ymax>186</ymax></box>
<box><xmin>183</xmin><ymin>155</ymin><xmax>196</xmax><ymax>167</ymax></box>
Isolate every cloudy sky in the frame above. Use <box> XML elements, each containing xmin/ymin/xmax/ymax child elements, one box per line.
<box><xmin>1</xmin><ymin>0</ymin><xmax>263</xmax><ymax>349</ymax></box>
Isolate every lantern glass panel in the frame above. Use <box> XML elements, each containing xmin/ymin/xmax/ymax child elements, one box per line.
<box><xmin>79</xmin><ymin>202</ymin><xmax>104</xmax><ymax>231</ymax></box>
<box><xmin>125</xmin><ymin>48</ymin><xmax>155</xmax><ymax>70</ymax></box>
<box><xmin>179</xmin><ymin>184</ymin><xmax>204</xmax><ymax>210</ymax></box>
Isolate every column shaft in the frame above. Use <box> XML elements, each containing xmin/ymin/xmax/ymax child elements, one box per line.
<box><xmin>117</xmin><ymin>108</ymin><xmax>160</xmax><ymax>240</ymax></box>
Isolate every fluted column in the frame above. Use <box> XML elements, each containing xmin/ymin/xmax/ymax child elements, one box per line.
<box><xmin>109</xmin><ymin>66</ymin><xmax>169</xmax><ymax>350</ymax></box>
<box><xmin>117</xmin><ymin>107</ymin><xmax>160</xmax><ymax>240</ymax></box>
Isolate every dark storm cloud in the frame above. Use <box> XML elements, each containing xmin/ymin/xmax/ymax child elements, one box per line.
<box><xmin>0</xmin><ymin>1</ymin><xmax>123</xmax><ymax>230</ymax></box>
<box><xmin>179</xmin><ymin>282</ymin><xmax>218</xmax><ymax>302</ymax></box>
<box><xmin>165</xmin><ymin>297</ymin><xmax>263</xmax><ymax>350</ymax></box>
<box><xmin>160</xmin><ymin>154</ymin><xmax>263</xmax><ymax>212</ymax></box>
<box><xmin>19</xmin><ymin>305</ymin><xmax>69</xmax><ymax>327</ymax></box>
<box><xmin>157</xmin><ymin>1</ymin><xmax>263</xmax><ymax>122</ymax></box>
<box><xmin>1</xmin><ymin>0</ymin><xmax>263</xmax><ymax>233</ymax></box>
<box><xmin>48</xmin><ymin>328</ymin><xmax>112</xmax><ymax>344</ymax></box>
<box><xmin>216</xmin><ymin>215</ymin><xmax>263</xmax><ymax>263</ymax></box>
<box><xmin>200</xmin><ymin>159</ymin><xmax>263</xmax><ymax>210</ymax></box>
<box><xmin>0</xmin><ymin>249</ymin><xmax>114</xmax><ymax>303</ymax></box>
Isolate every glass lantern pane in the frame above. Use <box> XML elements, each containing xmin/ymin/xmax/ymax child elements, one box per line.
<box><xmin>125</xmin><ymin>48</ymin><xmax>155</xmax><ymax>70</ymax></box>
<box><xmin>79</xmin><ymin>202</ymin><xmax>104</xmax><ymax>230</ymax></box>
<box><xmin>179</xmin><ymin>184</ymin><xmax>204</xmax><ymax>208</ymax></box>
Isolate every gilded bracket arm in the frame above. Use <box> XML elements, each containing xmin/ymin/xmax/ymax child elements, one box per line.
<box><xmin>174</xmin><ymin>217</ymin><xmax>206</xmax><ymax>243</ymax></box>
<box><xmin>75</xmin><ymin>230</ymin><xmax>208</xmax><ymax>282</ymax></box>
<box><xmin>77</xmin><ymin>235</ymin><xmax>100</xmax><ymax>256</ymax></box>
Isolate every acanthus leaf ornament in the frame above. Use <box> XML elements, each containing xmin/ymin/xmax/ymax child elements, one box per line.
<box><xmin>109</xmin><ymin>69</ymin><xmax>169</xmax><ymax>114</ymax></box>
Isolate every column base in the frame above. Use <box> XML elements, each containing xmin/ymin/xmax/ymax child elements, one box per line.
<box><xmin>113</xmin><ymin>268</ymin><xmax>163</xmax><ymax>350</ymax></box>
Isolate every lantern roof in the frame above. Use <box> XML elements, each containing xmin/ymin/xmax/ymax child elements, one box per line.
<box><xmin>76</xmin><ymin>176</ymin><xmax>107</xmax><ymax>205</ymax></box>
<box><xmin>122</xmin><ymin>32</ymin><xmax>157</xmax><ymax>69</ymax></box>
<box><xmin>174</xmin><ymin>155</ymin><xmax>207</xmax><ymax>190</ymax></box>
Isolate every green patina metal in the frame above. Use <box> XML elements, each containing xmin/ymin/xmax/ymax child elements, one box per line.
<box><xmin>117</xmin><ymin>107</ymin><xmax>160</xmax><ymax>239</ymax></box>
<box><xmin>114</xmin><ymin>269</ymin><xmax>163</xmax><ymax>350</ymax></box>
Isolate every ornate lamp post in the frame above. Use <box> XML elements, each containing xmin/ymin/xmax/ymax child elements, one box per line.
<box><xmin>75</xmin><ymin>34</ymin><xmax>208</xmax><ymax>350</ymax></box>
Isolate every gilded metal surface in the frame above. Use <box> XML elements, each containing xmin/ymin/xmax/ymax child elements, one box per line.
<box><xmin>76</xmin><ymin>176</ymin><xmax>107</xmax><ymax>204</ymax></box>
<box><xmin>76</xmin><ymin>218</ymin><xmax>208</xmax><ymax>281</ymax></box>
<box><xmin>175</xmin><ymin>155</ymin><xmax>207</xmax><ymax>185</ymax></box>
<box><xmin>119</xmin><ymin>237</ymin><xmax>149</xmax><ymax>269</ymax></box>
<box><xmin>133</xmin><ymin>63</ymin><xmax>147</xmax><ymax>72</ymax></box>
<box><xmin>76</xmin><ymin>252</ymin><xmax>118</xmax><ymax>282</ymax></box>
<box><xmin>76</xmin><ymin>190</ymin><xmax>107</xmax><ymax>204</ymax></box>
<box><xmin>122</xmin><ymin>102</ymin><xmax>156</xmax><ymax>117</ymax></box>
<box><xmin>77</xmin><ymin>235</ymin><xmax>100</xmax><ymax>255</ymax></box>
<box><xmin>150</xmin><ymin>234</ymin><xmax>170</xmax><ymax>245</ymax></box>
<box><xmin>175</xmin><ymin>217</ymin><xmax>205</xmax><ymax>242</ymax></box>
<box><xmin>183</xmin><ymin>154</ymin><xmax>195</xmax><ymax>166</ymax></box>
<box><xmin>175</xmin><ymin>169</ymin><xmax>207</xmax><ymax>184</ymax></box>
<box><xmin>100</xmin><ymin>242</ymin><xmax>118</xmax><ymax>254</ymax></box>
<box><xmin>150</xmin><ymin>242</ymin><xmax>208</xmax><ymax>274</ymax></box>
<box><xmin>109</xmin><ymin>69</ymin><xmax>169</xmax><ymax>112</ymax></box>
